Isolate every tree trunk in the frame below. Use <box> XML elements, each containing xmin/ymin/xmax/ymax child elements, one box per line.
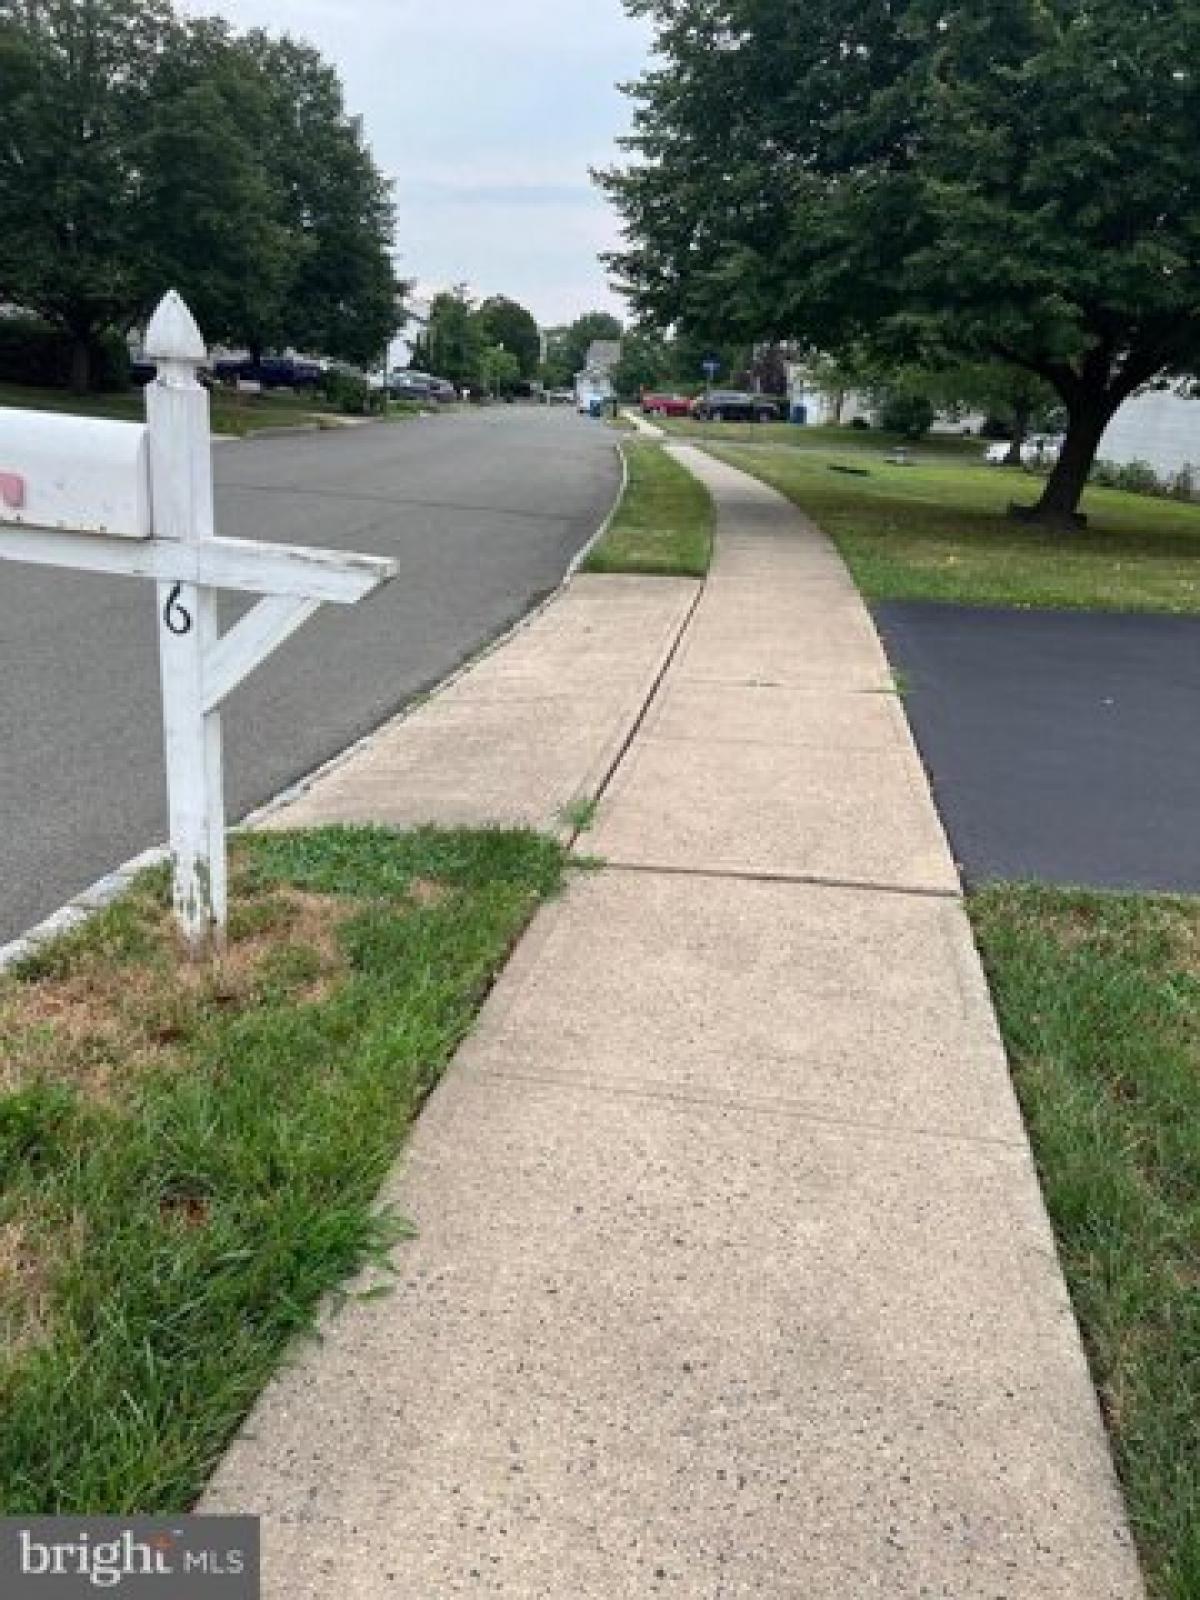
<box><xmin>68</xmin><ymin>334</ymin><xmax>91</xmax><ymax>395</ymax></box>
<box><xmin>1004</xmin><ymin>401</ymin><xmax>1031</xmax><ymax>466</ymax></box>
<box><xmin>1011</xmin><ymin>393</ymin><xmax>1117</xmax><ymax>527</ymax></box>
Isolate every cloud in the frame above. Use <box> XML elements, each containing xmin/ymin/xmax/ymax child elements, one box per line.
<box><xmin>177</xmin><ymin>0</ymin><xmax>650</xmax><ymax>322</ymax></box>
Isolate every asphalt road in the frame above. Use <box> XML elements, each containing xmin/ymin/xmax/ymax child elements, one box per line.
<box><xmin>875</xmin><ymin>600</ymin><xmax>1200</xmax><ymax>892</ymax></box>
<box><xmin>0</xmin><ymin>407</ymin><xmax>619</xmax><ymax>943</ymax></box>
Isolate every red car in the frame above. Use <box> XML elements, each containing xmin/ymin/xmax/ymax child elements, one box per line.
<box><xmin>640</xmin><ymin>392</ymin><xmax>693</xmax><ymax>418</ymax></box>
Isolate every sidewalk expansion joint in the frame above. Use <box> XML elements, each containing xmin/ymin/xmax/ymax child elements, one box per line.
<box><xmin>468</xmin><ymin>1066</ymin><xmax>1026</xmax><ymax>1153</ymax></box>
<box><xmin>565</xmin><ymin>583</ymin><xmax>707</xmax><ymax>848</ymax></box>
<box><xmin>597</xmin><ymin>858</ymin><xmax>964</xmax><ymax>902</ymax></box>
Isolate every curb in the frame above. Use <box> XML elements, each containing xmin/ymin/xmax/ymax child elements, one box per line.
<box><xmin>0</xmin><ymin>435</ymin><xmax>629</xmax><ymax>974</ymax></box>
<box><xmin>620</xmin><ymin>407</ymin><xmax>667</xmax><ymax>440</ymax></box>
<box><xmin>0</xmin><ymin>848</ymin><xmax>169</xmax><ymax>973</ymax></box>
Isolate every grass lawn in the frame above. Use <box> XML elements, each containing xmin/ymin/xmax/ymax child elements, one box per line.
<box><xmin>656</xmin><ymin>415</ymin><xmax>982</xmax><ymax>460</ymax></box>
<box><xmin>0</xmin><ymin>381</ymin><xmax>415</xmax><ymax>438</ymax></box>
<box><xmin>584</xmin><ymin>440</ymin><xmax>715</xmax><ymax>578</ymax></box>
<box><xmin>0</xmin><ymin>825</ymin><xmax>566</xmax><ymax>1512</ymax></box>
<box><xmin>708</xmin><ymin>443</ymin><xmax>1200</xmax><ymax>613</ymax></box>
<box><xmin>971</xmin><ymin>886</ymin><xmax>1200</xmax><ymax>1599</ymax></box>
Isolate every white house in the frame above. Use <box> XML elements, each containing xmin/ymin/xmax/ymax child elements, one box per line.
<box><xmin>1100</xmin><ymin>387</ymin><xmax>1200</xmax><ymax>481</ymax></box>
<box><xmin>574</xmin><ymin>339</ymin><xmax>622</xmax><ymax>411</ymax></box>
<box><xmin>786</xmin><ymin>374</ymin><xmax>873</xmax><ymax>426</ymax></box>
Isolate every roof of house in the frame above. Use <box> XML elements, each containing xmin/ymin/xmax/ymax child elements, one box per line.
<box><xmin>585</xmin><ymin>339</ymin><xmax>623</xmax><ymax>372</ymax></box>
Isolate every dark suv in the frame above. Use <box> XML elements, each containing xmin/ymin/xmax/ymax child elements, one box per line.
<box><xmin>212</xmin><ymin>356</ymin><xmax>323</xmax><ymax>390</ymax></box>
<box><xmin>691</xmin><ymin>390</ymin><xmax>781</xmax><ymax>423</ymax></box>
<box><xmin>389</xmin><ymin>370</ymin><xmax>458</xmax><ymax>404</ymax></box>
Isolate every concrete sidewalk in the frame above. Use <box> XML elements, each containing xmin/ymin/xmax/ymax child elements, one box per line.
<box><xmin>206</xmin><ymin>449</ymin><xmax>1144</xmax><ymax>1597</ymax></box>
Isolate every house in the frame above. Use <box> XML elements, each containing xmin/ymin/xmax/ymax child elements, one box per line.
<box><xmin>1100</xmin><ymin>386</ymin><xmax>1200</xmax><ymax>483</ymax></box>
<box><xmin>574</xmin><ymin>339</ymin><xmax>622</xmax><ymax>411</ymax></box>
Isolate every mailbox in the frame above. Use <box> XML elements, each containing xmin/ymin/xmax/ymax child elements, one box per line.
<box><xmin>0</xmin><ymin>410</ymin><xmax>151</xmax><ymax>539</ymax></box>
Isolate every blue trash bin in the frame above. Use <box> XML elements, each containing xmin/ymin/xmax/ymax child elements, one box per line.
<box><xmin>789</xmin><ymin>402</ymin><xmax>808</xmax><ymax>426</ymax></box>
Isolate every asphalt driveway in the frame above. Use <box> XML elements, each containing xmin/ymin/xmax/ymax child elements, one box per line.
<box><xmin>0</xmin><ymin>406</ymin><xmax>619</xmax><ymax>943</ymax></box>
<box><xmin>875</xmin><ymin>601</ymin><xmax>1200</xmax><ymax>892</ymax></box>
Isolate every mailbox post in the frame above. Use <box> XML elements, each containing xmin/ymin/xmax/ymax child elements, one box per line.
<box><xmin>0</xmin><ymin>290</ymin><xmax>397</xmax><ymax>955</ymax></box>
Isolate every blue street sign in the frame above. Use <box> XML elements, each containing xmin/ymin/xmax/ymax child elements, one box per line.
<box><xmin>702</xmin><ymin>358</ymin><xmax>720</xmax><ymax>378</ymax></box>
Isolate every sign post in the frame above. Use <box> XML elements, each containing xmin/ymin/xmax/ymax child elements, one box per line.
<box><xmin>702</xmin><ymin>357</ymin><xmax>721</xmax><ymax>409</ymax></box>
<box><xmin>0</xmin><ymin>290</ymin><xmax>397</xmax><ymax>955</ymax></box>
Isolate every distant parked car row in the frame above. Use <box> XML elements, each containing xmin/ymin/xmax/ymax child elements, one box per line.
<box><xmin>641</xmin><ymin>389</ymin><xmax>782</xmax><ymax>423</ymax></box>
<box><xmin>984</xmin><ymin>435</ymin><xmax>1064</xmax><ymax>466</ymax></box>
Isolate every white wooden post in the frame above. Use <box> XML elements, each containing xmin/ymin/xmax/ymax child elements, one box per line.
<box><xmin>0</xmin><ymin>290</ymin><xmax>397</xmax><ymax>960</ymax></box>
<box><xmin>145</xmin><ymin>292</ymin><xmax>226</xmax><ymax>951</ymax></box>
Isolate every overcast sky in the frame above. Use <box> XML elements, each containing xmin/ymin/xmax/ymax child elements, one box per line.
<box><xmin>178</xmin><ymin>0</ymin><xmax>652</xmax><ymax>327</ymax></box>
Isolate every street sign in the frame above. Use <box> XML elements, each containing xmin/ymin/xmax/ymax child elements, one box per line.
<box><xmin>0</xmin><ymin>291</ymin><xmax>397</xmax><ymax>954</ymax></box>
<box><xmin>702</xmin><ymin>358</ymin><xmax>721</xmax><ymax>380</ymax></box>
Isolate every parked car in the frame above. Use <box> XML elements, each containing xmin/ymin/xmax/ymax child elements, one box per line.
<box><xmin>211</xmin><ymin>355</ymin><xmax>322</xmax><ymax>391</ymax></box>
<box><xmin>640</xmin><ymin>392</ymin><xmax>693</xmax><ymax>418</ymax></box>
<box><xmin>389</xmin><ymin>369</ymin><xmax>458</xmax><ymax>404</ymax></box>
<box><xmin>131</xmin><ymin>360</ymin><xmax>215</xmax><ymax>388</ymax></box>
<box><xmin>691</xmin><ymin>390</ymin><xmax>782</xmax><ymax>423</ymax></box>
<box><xmin>388</xmin><ymin>370</ymin><xmax>435</xmax><ymax>402</ymax></box>
<box><xmin>984</xmin><ymin>435</ymin><xmax>1064</xmax><ymax>466</ymax></box>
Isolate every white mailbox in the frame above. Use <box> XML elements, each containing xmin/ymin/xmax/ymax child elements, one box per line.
<box><xmin>0</xmin><ymin>290</ymin><xmax>397</xmax><ymax>955</ymax></box>
<box><xmin>0</xmin><ymin>411</ymin><xmax>151</xmax><ymax>539</ymax></box>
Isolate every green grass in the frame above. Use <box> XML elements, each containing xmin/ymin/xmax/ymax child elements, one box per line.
<box><xmin>0</xmin><ymin>380</ymin><xmax>386</xmax><ymax>438</ymax></box>
<box><xmin>584</xmin><ymin>441</ymin><xmax>715</xmax><ymax>577</ymax></box>
<box><xmin>0</xmin><ymin>826</ymin><xmax>567</xmax><ymax>1512</ymax></box>
<box><xmin>708</xmin><ymin>442</ymin><xmax>1200</xmax><ymax>613</ymax></box>
<box><xmin>656</xmin><ymin>415</ymin><xmax>982</xmax><ymax>458</ymax></box>
<box><xmin>970</xmin><ymin>886</ymin><xmax>1200</xmax><ymax>1599</ymax></box>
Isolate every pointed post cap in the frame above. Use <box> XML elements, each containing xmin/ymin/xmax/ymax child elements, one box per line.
<box><xmin>145</xmin><ymin>290</ymin><xmax>207</xmax><ymax>363</ymax></box>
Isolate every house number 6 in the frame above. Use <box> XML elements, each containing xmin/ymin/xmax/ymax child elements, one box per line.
<box><xmin>163</xmin><ymin>582</ymin><xmax>193</xmax><ymax>636</ymax></box>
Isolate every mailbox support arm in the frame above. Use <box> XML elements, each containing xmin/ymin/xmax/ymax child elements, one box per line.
<box><xmin>0</xmin><ymin>525</ymin><xmax>395</xmax><ymax>604</ymax></box>
<box><xmin>202</xmin><ymin>594</ymin><xmax>321</xmax><ymax>714</ymax></box>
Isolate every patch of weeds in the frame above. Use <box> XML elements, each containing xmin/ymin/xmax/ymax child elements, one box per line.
<box><xmin>558</xmin><ymin>795</ymin><xmax>600</xmax><ymax>834</ymax></box>
<box><xmin>0</xmin><ymin>825</ymin><xmax>568</xmax><ymax>1514</ymax></box>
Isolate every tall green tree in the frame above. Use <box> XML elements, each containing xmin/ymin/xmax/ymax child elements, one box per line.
<box><xmin>917</xmin><ymin>363</ymin><xmax>1060</xmax><ymax>462</ymax></box>
<box><xmin>138</xmin><ymin>17</ymin><xmax>291</xmax><ymax>352</ymax></box>
<box><xmin>0</xmin><ymin>0</ymin><xmax>399</xmax><ymax>386</ymax></box>
<box><xmin>415</xmin><ymin>287</ymin><xmax>484</xmax><ymax>388</ymax></box>
<box><xmin>478</xmin><ymin>295</ymin><xmax>540</xmax><ymax>379</ymax></box>
<box><xmin>0</xmin><ymin>0</ymin><xmax>177</xmax><ymax>389</ymax></box>
<box><xmin>479</xmin><ymin>342</ymin><xmax>521</xmax><ymax>397</ymax></box>
<box><xmin>602</xmin><ymin>0</ymin><xmax>1200</xmax><ymax>523</ymax></box>
<box><xmin>612</xmin><ymin>328</ymin><xmax>673</xmax><ymax>395</ymax></box>
<box><xmin>247</xmin><ymin>31</ymin><xmax>398</xmax><ymax>367</ymax></box>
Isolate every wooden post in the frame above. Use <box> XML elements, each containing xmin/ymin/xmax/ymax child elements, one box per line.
<box><xmin>145</xmin><ymin>291</ymin><xmax>225</xmax><ymax>954</ymax></box>
<box><xmin>1</xmin><ymin>290</ymin><xmax>396</xmax><ymax>960</ymax></box>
